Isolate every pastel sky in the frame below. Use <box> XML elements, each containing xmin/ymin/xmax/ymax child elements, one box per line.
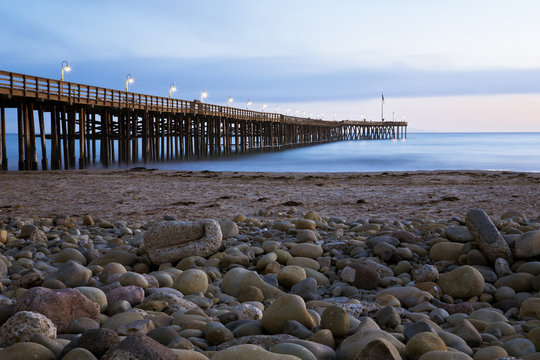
<box><xmin>1</xmin><ymin>1</ymin><xmax>540</xmax><ymax>131</ymax></box>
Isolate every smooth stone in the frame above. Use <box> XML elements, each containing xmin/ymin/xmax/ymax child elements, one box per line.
<box><xmin>75</xmin><ymin>286</ymin><xmax>108</xmax><ymax>312</ymax></box>
<box><xmin>119</xmin><ymin>271</ymin><xmax>149</xmax><ymax>289</ymax></box>
<box><xmin>336</xmin><ymin>329</ymin><xmax>406</xmax><ymax>359</ymax></box>
<box><xmin>89</xmin><ymin>249</ymin><xmax>137</xmax><ymax>267</ymax></box>
<box><xmin>469</xmin><ymin>308</ymin><xmax>508</xmax><ymax>323</ymax></box>
<box><xmin>204</xmin><ymin>322</ymin><xmax>234</xmax><ymax>345</ymax></box>
<box><xmin>290</xmin><ymin>243</ymin><xmax>323</xmax><ymax>259</ymax></box>
<box><xmin>413</xmin><ymin>264</ymin><xmax>439</xmax><ymax>283</ymax></box>
<box><xmin>341</xmin><ymin>263</ymin><xmax>379</xmax><ymax>290</ymax></box>
<box><xmin>143</xmin><ymin>220</ymin><xmax>222</xmax><ymax>265</ymax></box>
<box><xmin>174</xmin><ymin>269</ymin><xmax>209</xmax><ymax>295</ymax></box>
<box><xmin>61</xmin><ymin>348</ymin><xmax>98</xmax><ymax>360</ymax></box>
<box><xmin>270</xmin><ymin>342</ymin><xmax>317</xmax><ymax>360</ymax></box>
<box><xmin>304</xmin><ymin>267</ymin><xmax>330</xmax><ymax>286</ymax></box>
<box><xmin>356</xmin><ymin>338</ymin><xmax>401</xmax><ymax>360</ymax></box>
<box><xmin>321</xmin><ymin>305</ymin><xmax>349</xmax><ymax>337</ymax></box>
<box><xmin>283</xmin><ymin>320</ymin><xmax>314</xmax><ymax>339</ymax></box>
<box><xmin>46</xmin><ymin>260</ymin><xmax>92</xmax><ymax>287</ymax></box>
<box><xmin>295</xmin><ymin>219</ymin><xmax>317</xmax><ymax>230</ymax></box>
<box><xmin>528</xmin><ymin>327</ymin><xmax>540</xmax><ymax>351</ymax></box>
<box><xmin>494</xmin><ymin>272</ymin><xmax>534</xmax><ymax>292</ymax></box>
<box><xmin>438</xmin><ymin>331</ymin><xmax>473</xmax><ymax>356</ymax></box>
<box><xmin>219</xmin><ymin>220</ymin><xmax>239</xmax><ymax>238</ymax></box>
<box><xmin>106</xmin><ymin>285</ymin><xmax>145</xmax><ymax>306</ymax></box>
<box><xmin>286</xmin><ymin>339</ymin><xmax>336</xmax><ymax>360</ymax></box>
<box><xmin>257</xmin><ymin>253</ymin><xmax>278</xmax><ymax>270</ymax></box>
<box><xmin>419</xmin><ymin>351</ymin><xmax>473</xmax><ymax>360</ymax></box>
<box><xmin>503</xmin><ymin>337</ymin><xmax>537</xmax><ymax>357</ymax></box>
<box><xmin>404</xmin><ymin>321</ymin><xmax>437</xmax><ymax>341</ymax></box>
<box><xmin>0</xmin><ymin>342</ymin><xmax>56</xmax><ymax>360</ymax></box>
<box><xmin>102</xmin><ymin>333</ymin><xmax>177</xmax><ymax>360</ymax></box>
<box><xmin>278</xmin><ymin>266</ymin><xmax>307</xmax><ymax>288</ymax></box>
<box><xmin>211</xmin><ymin>344</ymin><xmax>301</xmax><ymax>360</ymax></box>
<box><xmin>307</xmin><ymin>329</ymin><xmax>335</xmax><ymax>349</ymax></box>
<box><xmin>520</xmin><ymin>298</ymin><xmax>540</xmax><ymax>320</ymax></box>
<box><xmin>98</xmin><ymin>262</ymin><xmax>127</xmax><ymax>284</ymax></box>
<box><xmin>238</xmin><ymin>285</ymin><xmax>265</xmax><ymax>303</ymax></box>
<box><xmin>518</xmin><ymin>261</ymin><xmax>540</xmax><ymax>276</ymax></box>
<box><xmin>452</xmin><ymin>319</ymin><xmax>482</xmax><ymax>347</ymax></box>
<box><xmin>261</xmin><ymin>294</ymin><xmax>315</xmax><ymax>334</ymax></box>
<box><xmin>377</xmin><ymin>286</ymin><xmax>434</xmax><ymax>306</ymax></box>
<box><xmin>29</xmin><ymin>333</ymin><xmax>64</xmax><ymax>358</ymax></box>
<box><xmin>406</xmin><ymin>332</ymin><xmax>447</xmax><ymax>360</ymax></box>
<box><xmin>465</xmin><ymin>209</ymin><xmax>512</xmax><ymax>262</ymax></box>
<box><xmin>430</xmin><ymin>242</ymin><xmax>464</xmax><ymax>262</ymax></box>
<box><xmin>54</xmin><ymin>248</ymin><xmax>87</xmax><ymax>265</ymax></box>
<box><xmin>170</xmin><ymin>349</ymin><xmax>209</xmax><ymax>360</ymax></box>
<box><xmin>221</xmin><ymin>267</ymin><xmax>284</xmax><ymax>300</ymax></box>
<box><xmin>445</xmin><ymin>225</ymin><xmax>473</xmax><ymax>243</ymax></box>
<box><xmin>376</xmin><ymin>305</ymin><xmax>401</xmax><ymax>329</ymax></box>
<box><xmin>14</xmin><ymin>287</ymin><xmax>100</xmax><ymax>333</ymax></box>
<box><xmin>65</xmin><ymin>317</ymin><xmax>100</xmax><ymax>334</ymax></box>
<box><xmin>287</xmin><ymin>257</ymin><xmax>320</xmax><ymax>271</ymax></box>
<box><xmin>0</xmin><ymin>311</ymin><xmax>57</xmax><ymax>346</ymax></box>
<box><xmin>291</xmin><ymin>277</ymin><xmax>318</xmax><ymax>302</ymax></box>
<box><xmin>296</xmin><ymin>230</ymin><xmax>318</xmax><ymax>243</ymax></box>
<box><xmin>472</xmin><ymin>346</ymin><xmax>508</xmax><ymax>360</ymax></box>
<box><xmin>116</xmin><ymin>318</ymin><xmax>155</xmax><ymax>336</ymax></box>
<box><xmin>102</xmin><ymin>311</ymin><xmax>144</xmax><ymax>331</ymax></box>
<box><xmin>438</xmin><ymin>265</ymin><xmax>484</xmax><ymax>299</ymax></box>
<box><xmin>515</xmin><ymin>231</ymin><xmax>540</xmax><ymax>259</ymax></box>
<box><xmin>147</xmin><ymin>327</ymin><xmax>179</xmax><ymax>346</ymax></box>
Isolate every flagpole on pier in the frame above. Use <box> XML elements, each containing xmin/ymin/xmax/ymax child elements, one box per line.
<box><xmin>381</xmin><ymin>92</ymin><xmax>385</xmax><ymax>121</ymax></box>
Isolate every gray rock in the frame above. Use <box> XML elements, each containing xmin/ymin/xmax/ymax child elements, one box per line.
<box><xmin>465</xmin><ymin>209</ymin><xmax>512</xmax><ymax>263</ymax></box>
<box><xmin>143</xmin><ymin>219</ymin><xmax>222</xmax><ymax>265</ymax></box>
<box><xmin>291</xmin><ymin>277</ymin><xmax>319</xmax><ymax>301</ymax></box>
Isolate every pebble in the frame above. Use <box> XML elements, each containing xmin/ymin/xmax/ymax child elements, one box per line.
<box><xmin>0</xmin><ymin>210</ymin><xmax>538</xmax><ymax>360</ymax></box>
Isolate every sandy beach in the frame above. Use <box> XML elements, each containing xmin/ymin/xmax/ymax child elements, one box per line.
<box><xmin>1</xmin><ymin>169</ymin><xmax>538</xmax><ymax>223</ymax></box>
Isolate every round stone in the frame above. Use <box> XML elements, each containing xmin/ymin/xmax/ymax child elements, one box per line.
<box><xmin>413</xmin><ymin>264</ymin><xmax>439</xmax><ymax>283</ymax></box>
<box><xmin>429</xmin><ymin>242</ymin><xmax>463</xmax><ymax>262</ymax></box>
<box><xmin>405</xmin><ymin>332</ymin><xmax>447</xmax><ymax>360</ymax></box>
<box><xmin>503</xmin><ymin>337</ymin><xmax>536</xmax><ymax>357</ymax></box>
<box><xmin>173</xmin><ymin>269</ymin><xmax>209</xmax><ymax>295</ymax></box>
<box><xmin>321</xmin><ymin>305</ymin><xmax>349</xmax><ymax>337</ymax></box>
<box><xmin>0</xmin><ymin>342</ymin><xmax>56</xmax><ymax>360</ymax></box>
<box><xmin>270</xmin><ymin>342</ymin><xmax>317</xmax><ymax>360</ymax></box>
<box><xmin>290</xmin><ymin>244</ymin><xmax>323</xmax><ymax>259</ymax></box>
<box><xmin>119</xmin><ymin>271</ymin><xmax>149</xmax><ymax>289</ymax></box>
<box><xmin>0</xmin><ymin>311</ymin><xmax>57</xmax><ymax>346</ymax></box>
<box><xmin>54</xmin><ymin>248</ymin><xmax>88</xmax><ymax>265</ymax></box>
<box><xmin>472</xmin><ymin>346</ymin><xmax>508</xmax><ymax>360</ymax></box>
<box><xmin>261</xmin><ymin>294</ymin><xmax>316</xmax><ymax>334</ymax></box>
<box><xmin>277</xmin><ymin>266</ymin><xmax>307</xmax><ymax>288</ymax></box>
<box><xmin>438</xmin><ymin>265</ymin><xmax>484</xmax><ymax>299</ymax></box>
<box><xmin>75</xmin><ymin>286</ymin><xmax>108</xmax><ymax>313</ymax></box>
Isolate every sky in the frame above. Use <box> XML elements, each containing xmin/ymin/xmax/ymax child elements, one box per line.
<box><xmin>1</xmin><ymin>0</ymin><xmax>540</xmax><ymax>131</ymax></box>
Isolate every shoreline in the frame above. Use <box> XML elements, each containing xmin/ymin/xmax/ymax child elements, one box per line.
<box><xmin>1</xmin><ymin>169</ymin><xmax>538</xmax><ymax>224</ymax></box>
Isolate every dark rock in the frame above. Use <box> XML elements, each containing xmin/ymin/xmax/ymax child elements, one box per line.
<box><xmin>404</xmin><ymin>321</ymin><xmax>437</xmax><ymax>341</ymax></box>
<box><xmin>146</xmin><ymin>327</ymin><xmax>178</xmax><ymax>346</ymax></box>
<box><xmin>291</xmin><ymin>277</ymin><xmax>319</xmax><ymax>301</ymax></box>
<box><xmin>350</xmin><ymin>263</ymin><xmax>380</xmax><ymax>290</ymax></box>
<box><xmin>103</xmin><ymin>334</ymin><xmax>176</xmax><ymax>360</ymax></box>
<box><xmin>79</xmin><ymin>328</ymin><xmax>120</xmax><ymax>358</ymax></box>
<box><xmin>283</xmin><ymin>320</ymin><xmax>314</xmax><ymax>339</ymax></box>
<box><xmin>376</xmin><ymin>305</ymin><xmax>401</xmax><ymax>329</ymax></box>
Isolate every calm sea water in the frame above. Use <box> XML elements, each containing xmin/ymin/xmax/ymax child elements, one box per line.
<box><xmin>2</xmin><ymin>133</ymin><xmax>539</xmax><ymax>172</ymax></box>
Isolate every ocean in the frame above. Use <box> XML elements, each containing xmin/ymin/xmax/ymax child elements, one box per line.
<box><xmin>1</xmin><ymin>132</ymin><xmax>539</xmax><ymax>172</ymax></box>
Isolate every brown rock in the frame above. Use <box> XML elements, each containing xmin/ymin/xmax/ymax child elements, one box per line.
<box><xmin>79</xmin><ymin>328</ymin><xmax>120</xmax><ymax>358</ymax></box>
<box><xmin>104</xmin><ymin>334</ymin><xmax>178</xmax><ymax>360</ymax></box>
<box><xmin>14</xmin><ymin>287</ymin><xmax>100</xmax><ymax>333</ymax></box>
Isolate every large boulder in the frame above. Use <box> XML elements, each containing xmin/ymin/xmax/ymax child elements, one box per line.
<box><xmin>143</xmin><ymin>220</ymin><xmax>222</xmax><ymax>265</ymax></box>
<box><xmin>0</xmin><ymin>311</ymin><xmax>56</xmax><ymax>346</ymax></box>
<box><xmin>14</xmin><ymin>287</ymin><xmax>100</xmax><ymax>333</ymax></box>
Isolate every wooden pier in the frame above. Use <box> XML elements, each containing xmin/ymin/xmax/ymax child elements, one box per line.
<box><xmin>0</xmin><ymin>70</ymin><xmax>407</xmax><ymax>171</ymax></box>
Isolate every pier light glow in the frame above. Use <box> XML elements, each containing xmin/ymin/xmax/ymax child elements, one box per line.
<box><xmin>125</xmin><ymin>74</ymin><xmax>134</xmax><ymax>92</ymax></box>
<box><xmin>333</xmin><ymin>113</ymin><xmax>337</xmax><ymax>120</ymax></box>
<box><xmin>309</xmin><ymin>112</ymin><xmax>313</xmax><ymax>118</ymax></box>
<box><xmin>61</xmin><ymin>61</ymin><xmax>71</xmax><ymax>81</ymax></box>
<box><xmin>275</xmin><ymin>105</ymin><xmax>280</xmax><ymax>113</ymax></box>
<box><xmin>321</xmin><ymin>112</ymin><xmax>325</xmax><ymax>119</ymax></box>
<box><xmin>361</xmin><ymin>114</ymin><xmax>366</xmax><ymax>121</ymax></box>
<box><xmin>302</xmin><ymin>111</ymin><xmax>306</xmax><ymax>117</ymax></box>
<box><xmin>286</xmin><ymin>107</ymin><xmax>290</xmax><ymax>115</ymax></box>
<box><xmin>262</xmin><ymin>103</ymin><xmax>267</xmax><ymax>112</ymax></box>
<box><xmin>348</xmin><ymin>113</ymin><xmax>351</xmax><ymax>120</ymax></box>
<box><xmin>169</xmin><ymin>83</ymin><xmax>177</xmax><ymax>98</ymax></box>
<box><xmin>246</xmin><ymin>100</ymin><xmax>252</xmax><ymax>110</ymax></box>
<box><xmin>227</xmin><ymin>96</ymin><xmax>234</xmax><ymax>107</ymax></box>
<box><xmin>200</xmin><ymin>89</ymin><xmax>208</xmax><ymax>102</ymax></box>
<box><xmin>294</xmin><ymin>109</ymin><xmax>298</xmax><ymax>116</ymax></box>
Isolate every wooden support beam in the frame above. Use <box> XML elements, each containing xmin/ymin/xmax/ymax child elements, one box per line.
<box><xmin>38</xmin><ymin>105</ymin><xmax>48</xmax><ymax>170</ymax></box>
<box><xmin>0</xmin><ymin>107</ymin><xmax>7</xmax><ymax>171</ymax></box>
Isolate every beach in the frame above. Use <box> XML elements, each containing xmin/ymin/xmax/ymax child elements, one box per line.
<box><xmin>1</xmin><ymin>169</ymin><xmax>539</xmax><ymax>223</ymax></box>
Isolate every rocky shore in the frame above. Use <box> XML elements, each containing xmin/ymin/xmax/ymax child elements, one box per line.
<box><xmin>0</xmin><ymin>207</ymin><xmax>540</xmax><ymax>359</ymax></box>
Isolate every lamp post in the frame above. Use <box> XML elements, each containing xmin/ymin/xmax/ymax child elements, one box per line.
<box><xmin>361</xmin><ymin>114</ymin><xmax>366</xmax><ymax>121</ymax></box>
<box><xmin>169</xmin><ymin>83</ymin><xmax>177</xmax><ymax>98</ymax></box>
<box><xmin>227</xmin><ymin>96</ymin><xmax>234</xmax><ymax>107</ymax></box>
<box><xmin>333</xmin><ymin>113</ymin><xmax>337</xmax><ymax>121</ymax></box>
<box><xmin>246</xmin><ymin>100</ymin><xmax>252</xmax><ymax>110</ymax></box>
<box><xmin>321</xmin><ymin>112</ymin><xmax>325</xmax><ymax>119</ymax></box>
<box><xmin>294</xmin><ymin>109</ymin><xmax>299</xmax><ymax>116</ymax></box>
<box><xmin>61</xmin><ymin>61</ymin><xmax>71</xmax><ymax>81</ymax></box>
<box><xmin>286</xmin><ymin>108</ymin><xmax>290</xmax><ymax>115</ymax></box>
<box><xmin>302</xmin><ymin>111</ymin><xmax>306</xmax><ymax>117</ymax></box>
<box><xmin>200</xmin><ymin>90</ymin><xmax>208</xmax><ymax>103</ymax></box>
<box><xmin>125</xmin><ymin>74</ymin><xmax>134</xmax><ymax>92</ymax></box>
<box><xmin>275</xmin><ymin>105</ymin><xmax>280</xmax><ymax>113</ymax></box>
<box><xmin>262</xmin><ymin>103</ymin><xmax>267</xmax><ymax>112</ymax></box>
<box><xmin>348</xmin><ymin>113</ymin><xmax>351</xmax><ymax>120</ymax></box>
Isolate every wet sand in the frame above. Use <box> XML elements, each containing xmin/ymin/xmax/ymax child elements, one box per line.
<box><xmin>1</xmin><ymin>170</ymin><xmax>538</xmax><ymax>222</ymax></box>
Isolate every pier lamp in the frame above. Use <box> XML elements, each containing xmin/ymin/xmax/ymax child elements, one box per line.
<box><xmin>309</xmin><ymin>112</ymin><xmax>313</xmax><ymax>118</ymax></box>
<box><xmin>294</xmin><ymin>109</ymin><xmax>299</xmax><ymax>116</ymax></box>
<box><xmin>275</xmin><ymin>105</ymin><xmax>280</xmax><ymax>113</ymax></box>
<box><xmin>227</xmin><ymin>96</ymin><xmax>234</xmax><ymax>107</ymax></box>
<box><xmin>125</xmin><ymin>74</ymin><xmax>134</xmax><ymax>92</ymax></box>
<box><xmin>321</xmin><ymin>112</ymin><xmax>325</xmax><ymax>119</ymax></box>
<box><xmin>61</xmin><ymin>61</ymin><xmax>71</xmax><ymax>81</ymax></box>
<box><xmin>200</xmin><ymin>90</ymin><xmax>208</xmax><ymax>102</ymax></box>
<box><xmin>348</xmin><ymin>113</ymin><xmax>351</xmax><ymax>120</ymax></box>
<box><xmin>286</xmin><ymin>108</ymin><xmax>290</xmax><ymax>115</ymax></box>
<box><xmin>333</xmin><ymin>113</ymin><xmax>337</xmax><ymax>120</ymax></box>
<box><xmin>402</xmin><ymin>115</ymin><xmax>406</xmax><ymax>121</ymax></box>
<box><xmin>246</xmin><ymin>100</ymin><xmax>252</xmax><ymax>110</ymax></box>
<box><xmin>316</xmin><ymin>113</ymin><xmax>320</xmax><ymax>119</ymax></box>
<box><xmin>302</xmin><ymin>111</ymin><xmax>306</xmax><ymax>117</ymax></box>
<box><xmin>361</xmin><ymin>114</ymin><xmax>366</xmax><ymax>121</ymax></box>
<box><xmin>262</xmin><ymin>103</ymin><xmax>267</xmax><ymax>112</ymax></box>
<box><xmin>169</xmin><ymin>83</ymin><xmax>177</xmax><ymax>98</ymax></box>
